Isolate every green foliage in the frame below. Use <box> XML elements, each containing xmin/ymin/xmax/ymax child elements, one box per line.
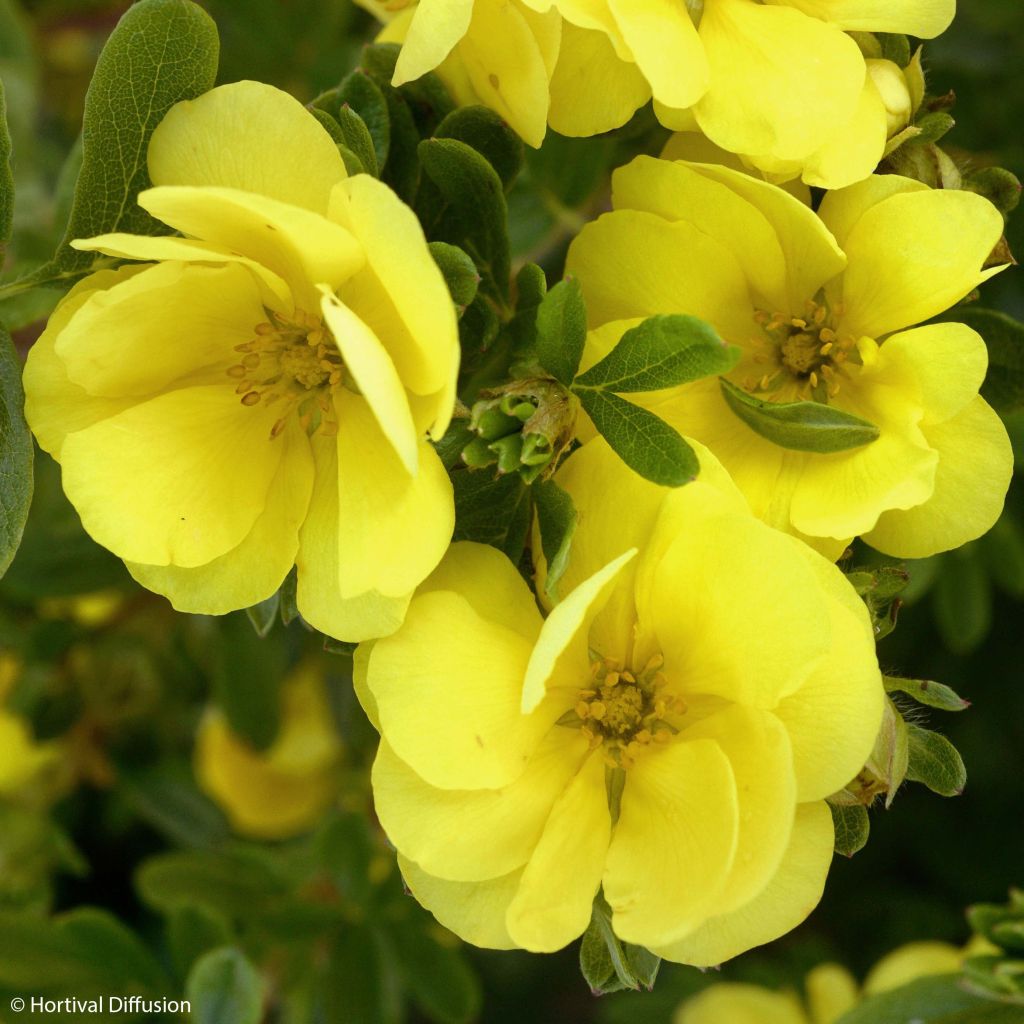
<box><xmin>428</xmin><ymin>242</ymin><xmax>480</xmax><ymax>310</ymax></box>
<box><xmin>0</xmin><ymin>323</ymin><xmax>32</xmax><ymax>578</ymax></box>
<box><xmin>829</xmin><ymin>803</ymin><xmax>870</xmax><ymax>857</ymax></box>
<box><xmin>533</xmin><ymin>478</ymin><xmax>578</xmax><ymax>600</ymax></box>
<box><xmin>954</xmin><ymin>308</ymin><xmax>1024</xmax><ymax>415</ymax></box>
<box><xmin>834</xmin><ymin>975</ymin><xmax>1006</xmax><ymax>1023</ymax></box>
<box><xmin>580</xmin><ymin>895</ymin><xmax>660</xmax><ymax>996</ymax></box>
<box><xmin>0</xmin><ymin>79</ymin><xmax>13</xmax><ymax>251</ymax></box>
<box><xmin>904</xmin><ymin>724</ymin><xmax>967</xmax><ymax>797</ymax></box>
<box><xmin>884</xmin><ymin>676</ymin><xmax>970</xmax><ymax>712</ymax></box>
<box><xmin>451</xmin><ymin>469</ymin><xmax>530</xmax><ymax>562</ymax></box>
<box><xmin>720</xmin><ymin>378</ymin><xmax>881</xmax><ymax>453</ymax></box>
<box><xmin>536</xmin><ymin>278</ymin><xmax>587</xmax><ymax>387</ymax></box>
<box><xmin>187</xmin><ymin>947</ymin><xmax>265</xmax><ymax>1024</ymax></box>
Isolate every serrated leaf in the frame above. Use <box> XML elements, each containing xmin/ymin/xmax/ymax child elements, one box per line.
<box><xmin>186</xmin><ymin>947</ymin><xmax>263</xmax><ymax>1024</ymax></box>
<box><xmin>0</xmin><ymin>79</ymin><xmax>13</xmax><ymax>249</ymax></box>
<box><xmin>905</xmin><ymin>724</ymin><xmax>967</xmax><ymax>797</ymax></box>
<box><xmin>533</xmin><ymin>479</ymin><xmax>578</xmax><ymax>601</ymax></box>
<box><xmin>576</xmin><ymin>389</ymin><xmax>698</xmax><ymax>487</ymax></box>
<box><xmin>27</xmin><ymin>0</ymin><xmax>219</xmax><ymax>286</ymax></box>
<box><xmin>884</xmin><ymin>675</ymin><xmax>969</xmax><ymax>712</ymax></box>
<box><xmin>576</xmin><ymin>315</ymin><xmax>738</xmax><ymax>393</ymax></box>
<box><xmin>418</xmin><ymin>137</ymin><xmax>510</xmax><ymax>299</ymax></box>
<box><xmin>834</xmin><ymin>975</ymin><xmax>995</xmax><ymax>1024</ymax></box>
<box><xmin>429</xmin><ymin>241</ymin><xmax>479</xmax><ymax>309</ymax></box>
<box><xmin>720</xmin><ymin>378</ymin><xmax>881</xmax><ymax>452</ymax></box>
<box><xmin>434</xmin><ymin>104</ymin><xmax>523</xmax><ymax>190</ymax></box>
<box><xmin>536</xmin><ymin>279</ymin><xmax>586</xmax><ymax>387</ymax></box>
<box><xmin>829</xmin><ymin>802</ymin><xmax>870</xmax><ymax>857</ymax></box>
<box><xmin>0</xmin><ymin>322</ymin><xmax>32</xmax><ymax>579</ymax></box>
<box><xmin>452</xmin><ymin>470</ymin><xmax>530</xmax><ymax>562</ymax></box>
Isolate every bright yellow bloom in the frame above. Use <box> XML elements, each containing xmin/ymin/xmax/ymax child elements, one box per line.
<box><xmin>195</xmin><ymin>660</ymin><xmax>342</xmax><ymax>839</ymax></box>
<box><xmin>675</xmin><ymin>940</ymin><xmax>971</xmax><ymax>1023</ymax></box>
<box><xmin>357</xmin><ymin>439</ymin><xmax>883</xmax><ymax>962</ymax></box>
<box><xmin>24</xmin><ymin>81</ymin><xmax>460</xmax><ymax>642</ymax></box>
<box><xmin>549</xmin><ymin>0</ymin><xmax>952</xmax><ymax>188</ymax></box>
<box><xmin>568</xmin><ymin>158</ymin><xmax>1012</xmax><ymax>559</ymax></box>
<box><xmin>0</xmin><ymin>656</ymin><xmax>61</xmax><ymax>794</ymax></box>
<box><xmin>359</xmin><ymin>0</ymin><xmax>561</xmax><ymax>147</ymax></box>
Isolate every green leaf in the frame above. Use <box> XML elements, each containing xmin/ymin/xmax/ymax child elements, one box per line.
<box><xmin>322</xmin><ymin>923</ymin><xmax>402</xmax><ymax>1024</ymax></box>
<box><xmin>834</xmin><ymin>975</ymin><xmax>996</xmax><ymax>1024</ymax></box>
<box><xmin>905</xmin><ymin>724</ymin><xmax>967</xmax><ymax>797</ymax></box>
<box><xmin>418</xmin><ymin>137</ymin><xmax>510</xmax><ymax>299</ymax></box>
<box><xmin>317</xmin><ymin>813</ymin><xmax>374</xmax><ymax>909</ymax></box>
<box><xmin>0</xmin><ymin>78</ymin><xmax>13</xmax><ymax>249</ymax></box>
<box><xmin>907</xmin><ymin>110</ymin><xmax>956</xmax><ymax>146</ymax></box>
<box><xmin>720</xmin><ymin>378</ymin><xmax>881</xmax><ymax>453</ymax></box>
<box><xmin>0</xmin><ymin>321</ymin><xmax>32</xmax><ymax>578</ymax></box>
<box><xmin>434</xmin><ymin>104</ymin><xmax>524</xmax><ymax>190</ymax></box>
<box><xmin>534</xmin><ymin>479</ymin><xmax>578</xmax><ymax>601</ymax></box>
<box><xmin>576</xmin><ymin>389</ymin><xmax>698</xmax><ymax>487</ymax></box>
<box><xmin>428</xmin><ymin>241</ymin><xmax>479</xmax><ymax>309</ymax></box>
<box><xmin>884</xmin><ymin>676</ymin><xmax>970</xmax><ymax>712</ymax></box>
<box><xmin>336</xmin><ymin>70</ymin><xmax>391</xmax><ymax>170</ymax></box>
<box><xmin>575</xmin><ymin>315</ymin><xmax>738</xmax><ymax>393</ymax></box>
<box><xmin>953</xmin><ymin>308</ymin><xmax>1024</xmax><ymax>416</ymax></box>
<box><xmin>309</xmin><ymin>107</ymin><xmax>365</xmax><ymax>175</ymax></box>
<box><xmin>536</xmin><ymin>278</ymin><xmax>587</xmax><ymax>387</ymax></box>
<box><xmin>186</xmin><ymin>947</ymin><xmax>264</xmax><ymax>1024</ymax></box>
<box><xmin>28</xmin><ymin>0</ymin><xmax>219</xmax><ymax>285</ymax></box>
<box><xmin>452</xmin><ymin>470</ymin><xmax>530</xmax><ymax>562</ymax></box>
<box><xmin>579</xmin><ymin>894</ymin><xmax>660</xmax><ymax>996</ymax></box>
<box><xmin>244</xmin><ymin>592</ymin><xmax>280</xmax><ymax>638</ymax></box>
<box><xmin>933</xmin><ymin>549</ymin><xmax>992</xmax><ymax>654</ymax></box>
<box><xmin>168</xmin><ymin>905</ymin><xmax>233</xmax><ymax>978</ymax></box>
<box><xmin>337</xmin><ymin>104</ymin><xmax>380</xmax><ymax>177</ymax></box>
<box><xmin>866</xmin><ymin>697</ymin><xmax>910</xmax><ymax>809</ymax></box>
<box><xmin>829</xmin><ymin>802</ymin><xmax>870</xmax><ymax>857</ymax></box>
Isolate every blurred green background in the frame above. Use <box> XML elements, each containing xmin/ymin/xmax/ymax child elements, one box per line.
<box><xmin>0</xmin><ymin>1</ymin><xmax>1022</xmax><ymax>1021</ymax></box>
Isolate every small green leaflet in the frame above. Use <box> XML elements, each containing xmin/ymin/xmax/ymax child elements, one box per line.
<box><xmin>536</xmin><ymin>279</ymin><xmax>587</xmax><ymax>387</ymax></box>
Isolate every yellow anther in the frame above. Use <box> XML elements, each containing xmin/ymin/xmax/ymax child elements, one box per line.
<box><xmin>653</xmin><ymin>728</ymin><xmax>673</xmax><ymax>744</ymax></box>
<box><xmin>809</xmin><ymin>371</ymin><xmax>819</xmax><ymax>388</ymax></box>
<box><xmin>241</xmin><ymin>391</ymin><xmax>261</xmax><ymax>406</ymax></box>
<box><xmin>589</xmin><ymin>701</ymin><xmax>607</xmax><ymax>721</ymax></box>
<box><xmin>819</xmin><ymin>341</ymin><xmax>834</xmax><ymax>356</ymax></box>
<box><xmin>576</xmin><ymin>700</ymin><xmax>591</xmax><ymax>719</ymax></box>
<box><xmin>790</xmin><ymin>317</ymin><xmax>807</xmax><ymax>329</ymax></box>
<box><xmin>634</xmin><ymin>729</ymin><xmax>652</xmax><ymax>745</ymax></box>
<box><xmin>604</xmin><ymin>672</ymin><xmax>620</xmax><ymax>689</ymax></box>
<box><xmin>820</xmin><ymin>327</ymin><xmax>837</xmax><ymax>343</ymax></box>
<box><xmin>227</xmin><ymin>365</ymin><xmax>247</xmax><ymax>378</ymax></box>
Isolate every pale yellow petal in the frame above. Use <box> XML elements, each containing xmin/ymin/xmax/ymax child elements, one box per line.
<box><xmin>766</xmin><ymin>0</ymin><xmax>955</xmax><ymax>38</ymax></box>
<box><xmin>60</xmin><ymin>385</ymin><xmax>283</xmax><ymax>568</ymax></box>
<box><xmin>334</xmin><ymin>391</ymin><xmax>453</xmax><ymax>599</ymax></box>
<box><xmin>652</xmin><ymin>801</ymin><xmax>834</xmax><ymax>967</ymax></box>
<box><xmin>148</xmin><ymin>81</ymin><xmax>347</xmax><ymax>213</ymax></box>
<box><xmin>816</xmin><ymin>173</ymin><xmax>926</xmax><ymax>249</ymax></box>
<box><xmin>864</xmin><ymin>941</ymin><xmax>963</xmax><ymax>995</ymax></box>
<box><xmin>675</xmin><ymin>984</ymin><xmax>809</xmax><ymax>1024</ymax></box>
<box><xmin>806</xmin><ymin>964</ymin><xmax>859</xmax><ymax>1024</ymax></box>
<box><xmin>393</xmin><ymin>0</ymin><xmax>474</xmax><ymax>85</ymax></box>
<box><xmin>507</xmin><ymin>751</ymin><xmax>610</xmax><ymax>951</ymax></box>
<box><xmin>128</xmin><ymin>416</ymin><xmax>314</xmax><ymax>613</ymax></box>
<box><xmin>604</xmin><ymin>738</ymin><xmax>738</xmax><ymax>947</ymax></box>
<box><xmin>864</xmin><ymin>398</ymin><xmax>1013</xmax><ymax>558</ymax></box>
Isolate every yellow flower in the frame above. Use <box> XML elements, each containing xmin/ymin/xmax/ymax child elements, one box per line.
<box><xmin>0</xmin><ymin>656</ymin><xmax>61</xmax><ymax>795</ymax></box>
<box><xmin>357</xmin><ymin>439</ymin><xmax>883</xmax><ymax>962</ymax></box>
<box><xmin>195</xmin><ymin>660</ymin><xmax>342</xmax><ymax>839</ymax></box>
<box><xmin>675</xmin><ymin>940</ymin><xmax>970</xmax><ymax>1023</ymax></box>
<box><xmin>358</xmin><ymin>0</ymin><xmax>561</xmax><ymax>147</ymax></box>
<box><xmin>568</xmin><ymin>158</ymin><xmax>1012</xmax><ymax>559</ymax></box>
<box><xmin>24</xmin><ymin>81</ymin><xmax>460</xmax><ymax>642</ymax></box>
<box><xmin>548</xmin><ymin>0</ymin><xmax>952</xmax><ymax>189</ymax></box>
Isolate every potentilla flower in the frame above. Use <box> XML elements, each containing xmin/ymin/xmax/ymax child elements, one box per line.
<box><xmin>24</xmin><ymin>82</ymin><xmax>460</xmax><ymax>642</ymax></box>
<box><xmin>568</xmin><ymin>158</ymin><xmax>1012</xmax><ymax>559</ymax></box>
<box><xmin>357</xmin><ymin>439</ymin><xmax>883</xmax><ymax>963</ymax></box>
<box><xmin>196</xmin><ymin>660</ymin><xmax>342</xmax><ymax>839</ymax></box>
<box><xmin>546</xmin><ymin>0</ymin><xmax>952</xmax><ymax>188</ymax></box>
<box><xmin>357</xmin><ymin>0</ymin><xmax>561</xmax><ymax>147</ymax></box>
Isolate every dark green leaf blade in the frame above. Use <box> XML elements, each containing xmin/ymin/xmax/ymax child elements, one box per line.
<box><xmin>434</xmin><ymin>104</ymin><xmax>523</xmax><ymax>190</ymax></box>
<box><xmin>720</xmin><ymin>377</ymin><xmax>881</xmax><ymax>453</ymax></box>
<box><xmin>0</xmin><ymin>78</ymin><xmax>13</xmax><ymax>249</ymax></box>
<box><xmin>536</xmin><ymin>278</ymin><xmax>587</xmax><ymax>387</ymax></box>
<box><xmin>429</xmin><ymin>241</ymin><xmax>479</xmax><ymax>309</ymax></box>
<box><xmin>829</xmin><ymin>802</ymin><xmax>870</xmax><ymax>857</ymax></box>
<box><xmin>577</xmin><ymin>389</ymin><xmax>698</xmax><ymax>487</ymax></box>
<box><xmin>34</xmin><ymin>0</ymin><xmax>220</xmax><ymax>281</ymax></box>
<box><xmin>533</xmin><ymin>478</ymin><xmax>578</xmax><ymax>601</ymax></box>
<box><xmin>186</xmin><ymin>947</ymin><xmax>263</xmax><ymax>1024</ymax></box>
<box><xmin>834</xmin><ymin>975</ymin><xmax>997</xmax><ymax>1024</ymax></box>
<box><xmin>452</xmin><ymin>470</ymin><xmax>530</xmax><ymax>562</ymax></box>
<box><xmin>0</xmin><ymin>322</ymin><xmax>32</xmax><ymax>578</ymax></box>
<box><xmin>905</xmin><ymin>724</ymin><xmax>967</xmax><ymax>797</ymax></box>
<box><xmin>576</xmin><ymin>315</ymin><xmax>738</xmax><ymax>393</ymax></box>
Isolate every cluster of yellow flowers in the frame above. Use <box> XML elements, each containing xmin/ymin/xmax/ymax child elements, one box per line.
<box><xmin>21</xmin><ymin>0</ymin><xmax>1012</xmax><ymax>977</ymax></box>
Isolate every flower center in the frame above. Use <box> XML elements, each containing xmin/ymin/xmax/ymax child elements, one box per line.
<box><xmin>228</xmin><ymin>309</ymin><xmax>345</xmax><ymax>439</ymax></box>
<box><xmin>560</xmin><ymin>653</ymin><xmax>686</xmax><ymax>770</ymax></box>
<box><xmin>745</xmin><ymin>295</ymin><xmax>858</xmax><ymax>401</ymax></box>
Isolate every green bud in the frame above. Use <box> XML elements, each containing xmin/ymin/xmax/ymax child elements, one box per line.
<box><xmin>489</xmin><ymin>434</ymin><xmax>524</xmax><ymax>474</ymax></box>
<box><xmin>473</xmin><ymin>405</ymin><xmax>521</xmax><ymax>441</ymax></box>
<box><xmin>461</xmin><ymin>436</ymin><xmax>498</xmax><ymax>468</ymax></box>
<box><xmin>520</xmin><ymin>433</ymin><xmax>553</xmax><ymax>467</ymax></box>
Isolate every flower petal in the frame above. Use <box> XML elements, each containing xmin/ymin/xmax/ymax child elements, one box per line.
<box><xmin>694</xmin><ymin>0</ymin><xmax>864</xmax><ymax>162</ymax></box>
<box><xmin>60</xmin><ymin>384</ymin><xmax>283</xmax><ymax>568</ymax></box>
<box><xmin>605</xmin><ymin>0</ymin><xmax>707</xmax><ymax>110</ymax></box>
<box><xmin>507</xmin><ymin>751</ymin><xmax>611</xmax><ymax>951</ymax></box>
<box><xmin>836</xmin><ymin>188</ymin><xmax>1007</xmax><ymax>340</ymax></box>
<box><xmin>366</xmin><ymin>589</ymin><xmax>556</xmax><ymax>790</ymax></box>
<box><xmin>393</xmin><ymin>0</ymin><xmax>474</xmax><ymax>85</ymax></box>
<box><xmin>127</xmin><ymin>417</ymin><xmax>314</xmax><ymax>614</ymax></box>
<box><xmin>148</xmin><ymin>81</ymin><xmax>347</xmax><ymax>213</ymax></box>
<box><xmin>863</xmin><ymin>397</ymin><xmax>1013</xmax><ymax>558</ymax></box>
<box><xmin>372</xmin><ymin>729</ymin><xmax>590</xmax><ymax>882</ymax></box>
<box><xmin>767</xmin><ymin>0</ymin><xmax>954</xmax><ymax>38</ymax></box>
<box><xmin>320</xmin><ymin>290</ymin><xmax>418</xmax><ymax>474</ymax></box>
<box><xmin>548</xmin><ymin>23</ymin><xmax>650</xmax><ymax>137</ymax></box>
<box><xmin>816</xmin><ymin>173</ymin><xmax>926</xmax><ymax>249</ymax></box>
<box><xmin>295</xmin><ymin>433</ymin><xmax>411</xmax><ymax>642</ymax></box>
<box><xmin>676</xmin><ymin>984</ymin><xmax>808</xmax><ymax>1024</ymax></box>
<box><xmin>604</xmin><ymin>737</ymin><xmax>738</xmax><ymax>947</ymax></box>
<box><xmin>650</xmin><ymin>801</ymin><xmax>834</xmax><ymax>966</ymax></box>
<box><xmin>54</xmin><ymin>261</ymin><xmax>264</xmax><ymax>397</ymax></box>
<box><xmin>334</xmin><ymin>391</ymin><xmax>453</xmax><ymax>599</ymax></box>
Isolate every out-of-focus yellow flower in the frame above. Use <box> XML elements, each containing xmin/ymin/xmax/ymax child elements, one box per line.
<box><xmin>548</xmin><ymin>0</ymin><xmax>952</xmax><ymax>189</ymax></box>
<box><xmin>195</xmin><ymin>660</ymin><xmax>342</xmax><ymax>840</ymax></box>
<box><xmin>568</xmin><ymin>158</ymin><xmax>1012</xmax><ymax>559</ymax></box>
<box><xmin>24</xmin><ymin>81</ymin><xmax>460</xmax><ymax>643</ymax></box>
<box><xmin>0</xmin><ymin>657</ymin><xmax>61</xmax><ymax>794</ymax></box>
<box><xmin>358</xmin><ymin>439</ymin><xmax>882</xmax><ymax>963</ymax></box>
<box><xmin>358</xmin><ymin>0</ymin><xmax>561</xmax><ymax>147</ymax></box>
<box><xmin>675</xmin><ymin>940</ymin><xmax>972</xmax><ymax>1023</ymax></box>
<box><xmin>662</xmin><ymin>51</ymin><xmax>927</xmax><ymax>189</ymax></box>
